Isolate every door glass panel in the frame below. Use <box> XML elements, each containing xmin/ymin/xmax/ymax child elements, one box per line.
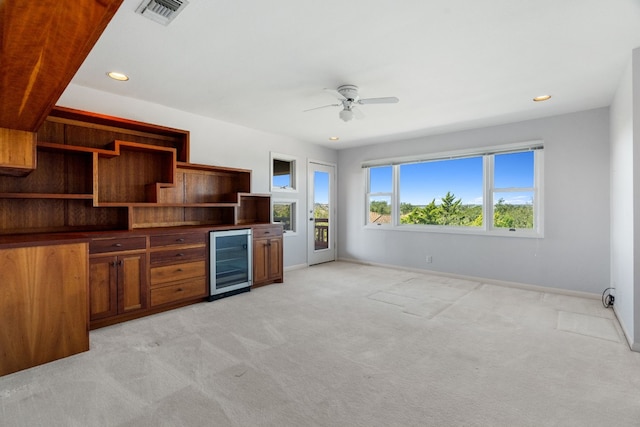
<box><xmin>314</xmin><ymin>171</ymin><xmax>329</xmax><ymax>251</ymax></box>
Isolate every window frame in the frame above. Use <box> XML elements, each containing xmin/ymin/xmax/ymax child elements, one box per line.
<box><xmin>363</xmin><ymin>141</ymin><xmax>544</xmax><ymax>237</ymax></box>
<box><xmin>365</xmin><ymin>165</ymin><xmax>394</xmax><ymax>227</ymax></box>
<box><xmin>270</xmin><ymin>152</ymin><xmax>298</xmax><ymax>193</ymax></box>
<box><xmin>272</xmin><ymin>199</ymin><xmax>298</xmax><ymax>236</ymax></box>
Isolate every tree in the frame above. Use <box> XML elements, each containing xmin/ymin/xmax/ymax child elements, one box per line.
<box><xmin>370</xmin><ymin>200</ymin><xmax>391</xmax><ymax>215</ymax></box>
<box><xmin>401</xmin><ymin>199</ymin><xmax>440</xmax><ymax>224</ymax></box>
<box><xmin>438</xmin><ymin>191</ymin><xmax>462</xmax><ymax>225</ymax></box>
<box><xmin>400</xmin><ymin>202</ymin><xmax>415</xmax><ymax>215</ymax></box>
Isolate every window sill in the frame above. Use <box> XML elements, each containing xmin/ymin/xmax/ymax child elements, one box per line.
<box><xmin>364</xmin><ymin>223</ymin><xmax>543</xmax><ymax>238</ymax></box>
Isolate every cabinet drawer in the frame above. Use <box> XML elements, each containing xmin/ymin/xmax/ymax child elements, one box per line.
<box><xmin>150</xmin><ymin>260</ymin><xmax>206</xmax><ymax>286</ymax></box>
<box><xmin>252</xmin><ymin>226</ymin><xmax>282</xmax><ymax>239</ymax></box>
<box><xmin>90</xmin><ymin>237</ymin><xmax>146</xmax><ymax>254</ymax></box>
<box><xmin>150</xmin><ymin>278</ymin><xmax>207</xmax><ymax>307</ymax></box>
<box><xmin>150</xmin><ymin>233</ymin><xmax>206</xmax><ymax>248</ymax></box>
<box><xmin>150</xmin><ymin>246</ymin><xmax>207</xmax><ymax>265</ymax></box>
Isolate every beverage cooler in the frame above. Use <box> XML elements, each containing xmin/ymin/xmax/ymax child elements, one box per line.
<box><xmin>209</xmin><ymin>229</ymin><xmax>252</xmax><ymax>301</ymax></box>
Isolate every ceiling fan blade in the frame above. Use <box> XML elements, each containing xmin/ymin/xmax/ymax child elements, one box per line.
<box><xmin>358</xmin><ymin>96</ymin><xmax>399</xmax><ymax>105</ymax></box>
<box><xmin>303</xmin><ymin>103</ymin><xmax>341</xmax><ymax>112</ymax></box>
<box><xmin>323</xmin><ymin>88</ymin><xmax>347</xmax><ymax>101</ymax></box>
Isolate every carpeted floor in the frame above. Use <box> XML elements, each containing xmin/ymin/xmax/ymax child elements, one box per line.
<box><xmin>1</xmin><ymin>261</ymin><xmax>639</xmax><ymax>426</ymax></box>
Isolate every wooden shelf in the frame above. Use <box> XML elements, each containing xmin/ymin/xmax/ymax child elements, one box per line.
<box><xmin>0</xmin><ymin>108</ymin><xmax>271</xmax><ymax>234</ymax></box>
<box><xmin>37</xmin><ymin>141</ymin><xmax>114</xmax><ymax>156</ymax></box>
<box><xmin>97</xmin><ymin>202</ymin><xmax>239</xmax><ymax>208</ymax></box>
<box><xmin>0</xmin><ymin>193</ymin><xmax>93</xmax><ymax>200</ymax></box>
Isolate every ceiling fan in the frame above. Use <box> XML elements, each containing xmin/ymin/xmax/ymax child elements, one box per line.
<box><xmin>304</xmin><ymin>85</ymin><xmax>399</xmax><ymax>122</ymax></box>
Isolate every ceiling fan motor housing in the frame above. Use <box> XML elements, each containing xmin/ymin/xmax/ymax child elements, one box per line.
<box><xmin>337</xmin><ymin>84</ymin><xmax>359</xmax><ymax>101</ymax></box>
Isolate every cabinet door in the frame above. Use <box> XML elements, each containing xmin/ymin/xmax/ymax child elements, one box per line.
<box><xmin>0</xmin><ymin>243</ymin><xmax>89</xmax><ymax>376</ymax></box>
<box><xmin>89</xmin><ymin>255</ymin><xmax>118</xmax><ymax>320</ymax></box>
<box><xmin>118</xmin><ymin>253</ymin><xmax>147</xmax><ymax>314</ymax></box>
<box><xmin>268</xmin><ymin>237</ymin><xmax>283</xmax><ymax>281</ymax></box>
<box><xmin>0</xmin><ymin>128</ymin><xmax>36</xmax><ymax>176</ymax></box>
<box><xmin>253</xmin><ymin>238</ymin><xmax>270</xmax><ymax>285</ymax></box>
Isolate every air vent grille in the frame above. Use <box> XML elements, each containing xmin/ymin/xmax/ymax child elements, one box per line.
<box><xmin>136</xmin><ymin>0</ymin><xmax>189</xmax><ymax>25</ymax></box>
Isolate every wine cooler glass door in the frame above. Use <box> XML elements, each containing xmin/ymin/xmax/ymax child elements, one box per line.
<box><xmin>210</xmin><ymin>229</ymin><xmax>252</xmax><ymax>298</ymax></box>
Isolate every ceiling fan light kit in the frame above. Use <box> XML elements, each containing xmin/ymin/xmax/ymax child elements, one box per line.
<box><xmin>305</xmin><ymin>84</ymin><xmax>399</xmax><ymax>122</ymax></box>
<box><xmin>339</xmin><ymin>108</ymin><xmax>354</xmax><ymax>122</ymax></box>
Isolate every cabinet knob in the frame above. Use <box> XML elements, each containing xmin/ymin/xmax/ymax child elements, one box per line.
<box><xmin>177</xmin><ymin>268</ymin><xmax>183</xmax><ymax>272</ymax></box>
<box><xmin>176</xmin><ymin>238</ymin><xmax>185</xmax><ymax>242</ymax></box>
<box><xmin>177</xmin><ymin>288</ymin><xmax>183</xmax><ymax>292</ymax></box>
<box><xmin>110</xmin><ymin>261</ymin><xmax>116</xmax><ymax>267</ymax></box>
<box><xmin>113</xmin><ymin>243</ymin><xmax>122</xmax><ymax>247</ymax></box>
<box><xmin>176</xmin><ymin>253</ymin><xmax>184</xmax><ymax>257</ymax></box>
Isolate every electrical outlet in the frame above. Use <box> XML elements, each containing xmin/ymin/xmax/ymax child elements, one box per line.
<box><xmin>425</xmin><ymin>255</ymin><xmax>432</xmax><ymax>263</ymax></box>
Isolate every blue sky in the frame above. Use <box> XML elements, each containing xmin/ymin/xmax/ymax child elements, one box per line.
<box><xmin>273</xmin><ymin>171</ymin><xmax>330</xmax><ymax>204</ymax></box>
<box><xmin>314</xmin><ymin>171</ymin><xmax>329</xmax><ymax>204</ymax></box>
<box><xmin>370</xmin><ymin>151</ymin><xmax>534</xmax><ymax>205</ymax></box>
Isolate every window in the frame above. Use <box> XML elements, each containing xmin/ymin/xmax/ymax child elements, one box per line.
<box><xmin>271</xmin><ymin>153</ymin><xmax>297</xmax><ymax>192</ymax></box>
<box><xmin>366</xmin><ymin>166</ymin><xmax>393</xmax><ymax>225</ymax></box>
<box><xmin>364</xmin><ymin>142</ymin><xmax>543</xmax><ymax>236</ymax></box>
<box><xmin>273</xmin><ymin>200</ymin><xmax>296</xmax><ymax>234</ymax></box>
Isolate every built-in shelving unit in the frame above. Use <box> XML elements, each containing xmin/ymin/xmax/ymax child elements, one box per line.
<box><xmin>0</xmin><ymin>107</ymin><xmax>271</xmax><ymax>234</ymax></box>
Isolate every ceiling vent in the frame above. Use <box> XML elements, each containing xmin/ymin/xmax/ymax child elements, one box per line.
<box><xmin>136</xmin><ymin>0</ymin><xmax>188</xmax><ymax>25</ymax></box>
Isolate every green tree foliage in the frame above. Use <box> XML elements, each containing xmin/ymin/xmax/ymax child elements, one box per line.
<box><xmin>314</xmin><ymin>203</ymin><xmax>329</xmax><ymax>219</ymax></box>
<box><xmin>400</xmin><ymin>202</ymin><xmax>415</xmax><ymax>215</ymax></box>
<box><xmin>399</xmin><ymin>192</ymin><xmax>532</xmax><ymax>229</ymax></box>
<box><xmin>493</xmin><ymin>198</ymin><xmax>533</xmax><ymax>228</ymax></box>
<box><xmin>273</xmin><ymin>203</ymin><xmax>291</xmax><ymax>230</ymax></box>
<box><xmin>369</xmin><ymin>200</ymin><xmax>391</xmax><ymax>215</ymax></box>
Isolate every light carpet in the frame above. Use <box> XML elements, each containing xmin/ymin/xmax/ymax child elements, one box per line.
<box><xmin>1</xmin><ymin>261</ymin><xmax>639</xmax><ymax>426</ymax></box>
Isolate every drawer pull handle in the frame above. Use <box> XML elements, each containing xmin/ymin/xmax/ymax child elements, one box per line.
<box><xmin>177</xmin><ymin>288</ymin><xmax>183</xmax><ymax>292</ymax></box>
<box><xmin>113</xmin><ymin>243</ymin><xmax>122</xmax><ymax>247</ymax></box>
<box><xmin>177</xmin><ymin>268</ymin><xmax>183</xmax><ymax>272</ymax></box>
<box><xmin>265</xmin><ymin>231</ymin><xmax>270</xmax><ymax>234</ymax></box>
<box><xmin>176</xmin><ymin>238</ymin><xmax>185</xmax><ymax>242</ymax></box>
<box><xmin>176</xmin><ymin>253</ymin><xmax>184</xmax><ymax>257</ymax></box>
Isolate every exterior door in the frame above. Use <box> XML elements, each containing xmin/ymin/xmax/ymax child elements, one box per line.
<box><xmin>308</xmin><ymin>161</ymin><xmax>336</xmax><ymax>265</ymax></box>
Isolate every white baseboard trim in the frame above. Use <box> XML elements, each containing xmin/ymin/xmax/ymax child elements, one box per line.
<box><xmin>613</xmin><ymin>305</ymin><xmax>639</xmax><ymax>352</ymax></box>
<box><xmin>338</xmin><ymin>257</ymin><xmax>601</xmax><ymax>300</ymax></box>
<box><xmin>284</xmin><ymin>263</ymin><xmax>308</xmax><ymax>272</ymax></box>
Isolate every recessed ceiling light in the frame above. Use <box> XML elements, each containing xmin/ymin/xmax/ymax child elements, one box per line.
<box><xmin>533</xmin><ymin>95</ymin><xmax>551</xmax><ymax>102</ymax></box>
<box><xmin>329</xmin><ymin>136</ymin><xmax>339</xmax><ymax>141</ymax></box>
<box><xmin>107</xmin><ymin>71</ymin><xmax>129</xmax><ymax>81</ymax></box>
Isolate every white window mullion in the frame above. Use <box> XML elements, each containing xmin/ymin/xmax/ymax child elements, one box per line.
<box><xmin>393</xmin><ymin>164</ymin><xmax>400</xmax><ymax>226</ymax></box>
<box><xmin>484</xmin><ymin>155</ymin><xmax>494</xmax><ymax>232</ymax></box>
<box><xmin>534</xmin><ymin>149</ymin><xmax>544</xmax><ymax>235</ymax></box>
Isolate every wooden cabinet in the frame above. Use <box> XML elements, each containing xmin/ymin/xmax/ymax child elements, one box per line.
<box><xmin>253</xmin><ymin>225</ymin><xmax>284</xmax><ymax>288</ymax></box>
<box><xmin>0</xmin><ymin>242</ymin><xmax>89</xmax><ymax>376</ymax></box>
<box><xmin>149</xmin><ymin>231</ymin><xmax>208</xmax><ymax>307</ymax></box>
<box><xmin>0</xmin><ymin>129</ymin><xmax>36</xmax><ymax>176</ymax></box>
<box><xmin>89</xmin><ymin>253</ymin><xmax>147</xmax><ymax>321</ymax></box>
<box><xmin>89</xmin><ymin>236</ymin><xmax>147</xmax><ymax>323</ymax></box>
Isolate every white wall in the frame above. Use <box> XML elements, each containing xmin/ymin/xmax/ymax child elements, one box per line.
<box><xmin>610</xmin><ymin>55</ymin><xmax>636</xmax><ymax>348</ymax></box>
<box><xmin>58</xmin><ymin>84</ymin><xmax>338</xmax><ymax>268</ymax></box>
<box><xmin>338</xmin><ymin>108</ymin><xmax>610</xmax><ymax>294</ymax></box>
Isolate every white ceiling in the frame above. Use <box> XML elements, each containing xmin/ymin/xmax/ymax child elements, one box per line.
<box><xmin>69</xmin><ymin>0</ymin><xmax>640</xmax><ymax>149</ymax></box>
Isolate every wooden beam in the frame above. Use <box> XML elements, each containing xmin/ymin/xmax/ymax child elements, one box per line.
<box><xmin>0</xmin><ymin>0</ymin><xmax>123</xmax><ymax>132</ymax></box>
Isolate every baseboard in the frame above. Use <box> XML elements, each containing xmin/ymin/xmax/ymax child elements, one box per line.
<box><xmin>338</xmin><ymin>256</ymin><xmax>601</xmax><ymax>300</ymax></box>
<box><xmin>613</xmin><ymin>305</ymin><xmax>639</xmax><ymax>352</ymax></box>
<box><xmin>284</xmin><ymin>263</ymin><xmax>308</xmax><ymax>272</ymax></box>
